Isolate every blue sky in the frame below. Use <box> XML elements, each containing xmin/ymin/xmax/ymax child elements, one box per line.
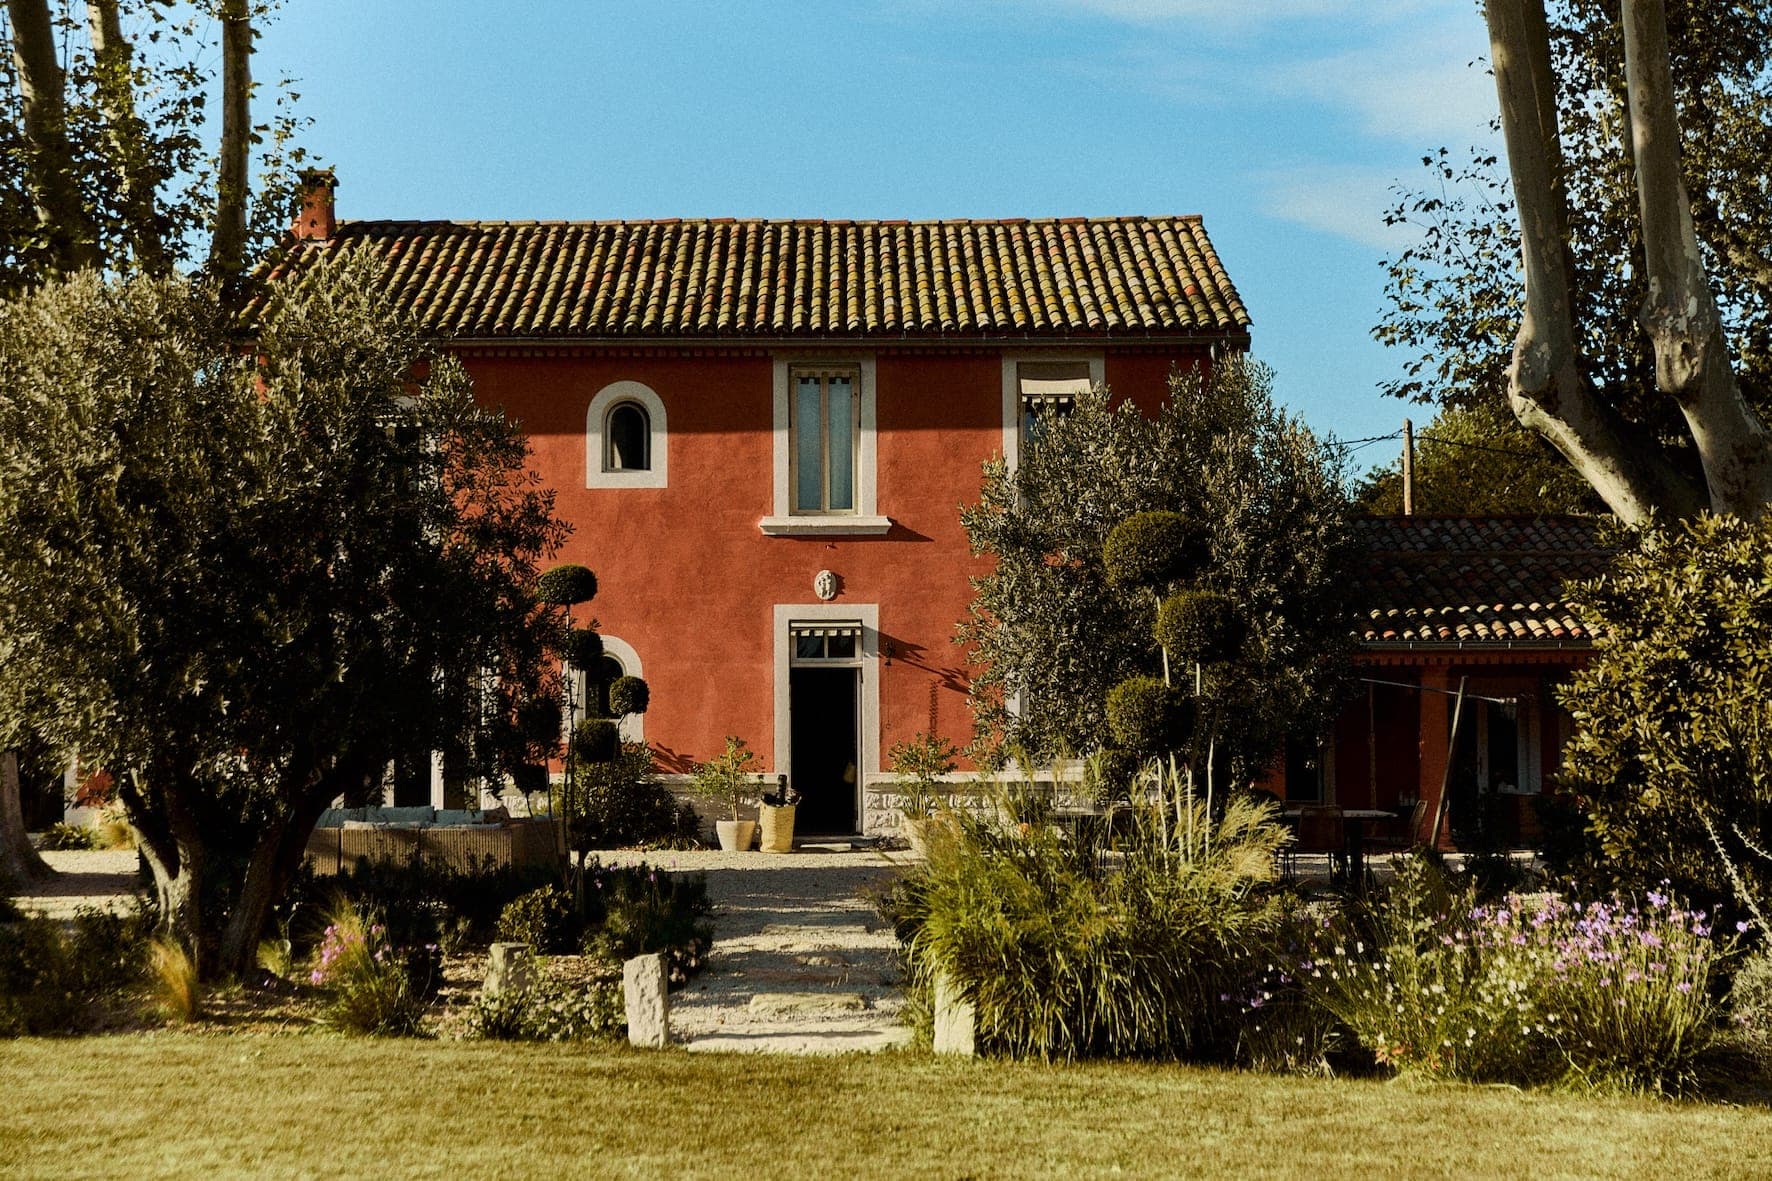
<box><xmin>255</xmin><ymin>1</ymin><xmax>1501</xmax><ymax>459</ymax></box>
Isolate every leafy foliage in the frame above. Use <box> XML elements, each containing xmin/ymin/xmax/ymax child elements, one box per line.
<box><xmin>1104</xmin><ymin>677</ymin><xmax>1191</xmax><ymax>759</ymax></box>
<box><xmin>536</xmin><ymin>564</ymin><xmax>598</xmax><ymax>607</ymax></box>
<box><xmin>1352</xmin><ymin>404</ymin><xmax>1603</xmax><ymax>516</ymax></box>
<box><xmin>1154</xmin><ymin>590</ymin><xmax>1246</xmax><ymax>668</ymax></box>
<box><xmin>1554</xmin><ymin>514</ymin><xmax>1772</xmax><ymax>908</ymax></box>
<box><xmin>582</xmin><ymin>860</ymin><xmax>714</xmax><ymax>986</ymax></box>
<box><xmin>561</xmin><ymin>627</ymin><xmax>605</xmax><ymax>670</ymax></box>
<box><xmin>1101</xmin><ymin>511</ymin><xmax>1206</xmax><ymax>591</ymax></box>
<box><xmin>888</xmin><ymin>732</ymin><xmax>960</xmax><ymax>819</ymax></box>
<box><xmin>494</xmin><ymin>885</ymin><xmax>582</xmax><ymax>955</ymax></box>
<box><xmin>1288</xmin><ymin>861</ymin><xmax>1731</xmax><ymax>1094</ymax></box>
<box><xmin>0</xmin><ymin>261</ymin><xmax>568</xmax><ymax>974</ymax></box>
<box><xmin>308</xmin><ymin>900</ymin><xmax>430</xmax><ymax>1037</ymax></box>
<box><xmin>571</xmin><ymin>719</ymin><xmax>620</xmax><ymax>766</ymax></box>
<box><xmin>890</xmin><ymin>763</ymin><xmax>1291</xmax><ymax>1060</ymax></box>
<box><xmin>561</xmin><ymin>742</ymin><xmax>698</xmax><ymax>851</ymax></box>
<box><xmin>960</xmin><ymin>358</ymin><xmax>1353</xmax><ymax>778</ymax></box>
<box><xmin>0</xmin><ymin>904</ymin><xmax>149</xmax><ymax>1035</ymax></box>
<box><xmin>607</xmin><ymin>676</ymin><xmax>649</xmax><ymax>718</ymax></box>
<box><xmin>691</xmin><ymin>736</ymin><xmax>759</xmax><ymax>822</ymax></box>
<box><xmin>463</xmin><ymin>973</ymin><xmax>624</xmax><ymax>1042</ymax></box>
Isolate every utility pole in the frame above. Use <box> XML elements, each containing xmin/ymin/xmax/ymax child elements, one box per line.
<box><xmin>1401</xmin><ymin>418</ymin><xmax>1416</xmax><ymax>516</ymax></box>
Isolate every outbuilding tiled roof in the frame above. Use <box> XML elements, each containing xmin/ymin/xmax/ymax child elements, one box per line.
<box><xmin>1350</xmin><ymin>516</ymin><xmax>1612</xmax><ymax>646</ymax></box>
<box><xmin>260</xmin><ymin>216</ymin><xmax>1250</xmax><ymax>341</ymax></box>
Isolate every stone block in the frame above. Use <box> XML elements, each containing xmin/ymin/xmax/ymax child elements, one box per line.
<box><xmin>484</xmin><ymin>942</ymin><xmax>533</xmax><ymax>998</ymax></box>
<box><xmin>933</xmin><ymin>973</ymin><xmax>975</xmax><ymax>1057</ymax></box>
<box><xmin>624</xmin><ymin>953</ymin><xmax>670</xmax><ymax>1049</ymax></box>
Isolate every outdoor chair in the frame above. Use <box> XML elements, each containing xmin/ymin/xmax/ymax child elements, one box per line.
<box><xmin>1372</xmin><ymin>799</ymin><xmax>1428</xmax><ymax>852</ymax></box>
<box><xmin>1283</xmin><ymin>804</ymin><xmax>1346</xmax><ymax>882</ymax></box>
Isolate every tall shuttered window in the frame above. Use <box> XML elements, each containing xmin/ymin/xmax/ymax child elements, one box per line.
<box><xmin>790</xmin><ymin>367</ymin><xmax>859</xmax><ymax>514</ymax></box>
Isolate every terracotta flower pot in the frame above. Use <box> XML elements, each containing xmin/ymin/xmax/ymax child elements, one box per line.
<box><xmin>715</xmin><ymin>818</ymin><xmax>756</xmax><ymax>852</ymax></box>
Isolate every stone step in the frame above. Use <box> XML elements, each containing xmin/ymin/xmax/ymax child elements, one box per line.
<box><xmin>746</xmin><ymin>991</ymin><xmax>869</xmax><ymax>1016</ymax></box>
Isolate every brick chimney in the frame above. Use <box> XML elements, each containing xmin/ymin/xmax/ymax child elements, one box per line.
<box><xmin>292</xmin><ymin>167</ymin><xmax>337</xmax><ymax>241</ymax></box>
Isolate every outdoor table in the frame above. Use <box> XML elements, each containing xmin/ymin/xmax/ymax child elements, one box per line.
<box><xmin>1283</xmin><ymin>806</ymin><xmax>1395</xmax><ymax>891</ymax></box>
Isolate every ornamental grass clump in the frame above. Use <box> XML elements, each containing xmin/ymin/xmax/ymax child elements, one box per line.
<box><xmin>1292</xmin><ymin>860</ymin><xmax>1732</xmax><ymax>1094</ymax></box>
<box><xmin>309</xmin><ymin>901</ymin><xmax>431</xmax><ymax>1036</ymax></box>
<box><xmin>891</xmin><ymin>758</ymin><xmax>1291</xmax><ymax>1060</ymax></box>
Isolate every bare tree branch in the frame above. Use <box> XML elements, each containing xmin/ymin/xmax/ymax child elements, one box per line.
<box><xmin>6</xmin><ymin>0</ymin><xmax>100</xmax><ymax>271</ymax></box>
<box><xmin>85</xmin><ymin>0</ymin><xmax>165</xmax><ymax>273</ymax></box>
<box><xmin>1484</xmin><ymin>0</ymin><xmax>1703</xmax><ymax>522</ymax></box>
<box><xmin>1623</xmin><ymin>0</ymin><xmax>1772</xmax><ymax>517</ymax></box>
<box><xmin>207</xmin><ymin>0</ymin><xmax>251</xmax><ymax>285</ymax></box>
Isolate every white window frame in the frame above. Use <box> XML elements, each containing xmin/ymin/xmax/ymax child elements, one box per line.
<box><xmin>761</xmin><ymin>354</ymin><xmax>889</xmax><ymax>536</ymax></box>
<box><xmin>1478</xmin><ymin>699</ymin><xmax>1540</xmax><ymax>796</ymax></box>
<box><xmin>586</xmin><ymin>381</ymin><xmax>667</xmax><ymax>489</ymax></box>
<box><xmin>563</xmin><ymin>634</ymin><xmax>645</xmax><ymax>744</ymax></box>
<box><xmin>1000</xmin><ymin>353</ymin><xmax>1104</xmax><ymax>473</ymax></box>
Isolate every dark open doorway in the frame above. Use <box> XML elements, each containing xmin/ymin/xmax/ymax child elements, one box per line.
<box><xmin>790</xmin><ymin>665</ymin><xmax>859</xmax><ymax>835</ymax></box>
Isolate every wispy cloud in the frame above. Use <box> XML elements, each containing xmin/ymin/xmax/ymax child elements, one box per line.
<box><xmin>1278</xmin><ymin>29</ymin><xmax>1497</xmax><ymax>142</ymax></box>
<box><xmin>1259</xmin><ymin>164</ymin><xmax>1421</xmax><ymax>251</ymax></box>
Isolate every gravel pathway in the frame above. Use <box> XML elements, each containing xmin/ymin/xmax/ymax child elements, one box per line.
<box><xmin>7</xmin><ymin>849</ymin><xmax>142</xmax><ymax>919</ymax></box>
<box><xmin>602</xmin><ymin>846</ymin><xmax>919</xmax><ymax>1055</ymax></box>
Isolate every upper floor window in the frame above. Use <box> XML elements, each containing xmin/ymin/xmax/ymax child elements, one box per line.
<box><xmin>605</xmin><ymin>402</ymin><xmax>650</xmax><ymax>471</ymax></box>
<box><xmin>760</xmin><ymin>356</ymin><xmax>889</xmax><ymax>536</ymax></box>
<box><xmin>1000</xmin><ymin>355</ymin><xmax>1102</xmax><ymax>472</ymax></box>
<box><xmin>792</xmin><ymin>367</ymin><xmax>859</xmax><ymax>514</ymax></box>
<box><xmin>586</xmin><ymin>381</ymin><xmax>667</xmax><ymax>489</ymax></box>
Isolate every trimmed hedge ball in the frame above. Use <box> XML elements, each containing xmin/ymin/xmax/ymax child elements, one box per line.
<box><xmin>608</xmin><ymin>675</ymin><xmax>650</xmax><ymax>717</ymax></box>
<box><xmin>562</xmin><ymin>627</ymin><xmax>604</xmax><ymax>669</ymax></box>
<box><xmin>510</xmin><ymin>763</ymin><xmax>549</xmax><ymax>795</ymax></box>
<box><xmin>1155</xmin><ymin>589</ymin><xmax>1247</xmax><ymax>666</ymax></box>
<box><xmin>516</xmin><ymin>696</ymin><xmax>563</xmax><ymax>745</ymax></box>
<box><xmin>571</xmin><ymin>718</ymin><xmax>620</xmax><ymax>764</ymax></box>
<box><xmin>537</xmin><ymin>564</ymin><xmax>599</xmax><ymax>606</ymax></box>
<box><xmin>1105</xmin><ymin>675</ymin><xmax>1194</xmax><ymax>756</ymax></box>
<box><xmin>1102</xmin><ymin>511</ymin><xmax>1208</xmax><ymax>591</ymax></box>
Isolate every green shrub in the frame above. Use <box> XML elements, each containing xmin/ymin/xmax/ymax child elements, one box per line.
<box><xmin>1154</xmin><ymin>590</ymin><xmax>1247</xmax><ymax>667</ymax></box>
<box><xmin>571</xmin><ymin>718</ymin><xmax>620</xmax><ymax>765</ymax></box>
<box><xmin>608</xmin><ymin>675</ymin><xmax>649</xmax><ymax>717</ymax></box>
<box><xmin>494</xmin><ymin>885</ymin><xmax>581</xmax><ymax>954</ymax></box>
<box><xmin>309</xmin><ymin>901</ymin><xmax>429</xmax><ymax>1036</ymax></box>
<box><xmin>315</xmin><ymin>853</ymin><xmax>557</xmax><ymax>954</ymax></box>
<box><xmin>0</xmin><ymin>904</ymin><xmax>150</xmax><ymax>1035</ymax></box>
<box><xmin>464</xmin><ymin>974</ymin><xmax>623</xmax><ymax>1042</ymax></box>
<box><xmin>562</xmin><ymin>742</ymin><xmax>695</xmax><ymax>850</ymax></box>
<box><xmin>562</xmin><ymin>626</ymin><xmax>604</xmax><ymax>668</ymax></box>
<box><xmin>889</xmin><ymin>732</ymin><xmax>960</xmax><ymax>819</ymax></box>
<box><xmin>1728</xmin><ymin>946</ymin><xmax>1772</xmax><ymax>1054</ymax></box>
<box><xmin>537</xmin><ymin>564</ymin><xmax>598</xmax><ymax>606</ymax></box>
<box><xmin>1293</xmin><ymin>861</ymin><xmax>1731</xmax><ymax>1093</ymax></box>
<box><xmin>36</xmin><ymin>822</ymin><xmax>98</xmax><ymax>851</ymax></box>
<box><xmin>582</xmin><ymin>860</ymin><xmax>714</xmax><ymax>986</ymax></box>
<box><xmin>515</xmin><ymin>696</ymin><xmax>563</xmax><ymax>746</ymax></box>
<box><xmin>892</xmin><ymin>763</ymin><xmax>1290</xmax><ymax>1060</ymax></box>
<box><xmin>1104</xmin><ymin>676</ymin><xmax>1192</xmax><ymax>757</ymax></box>
<box><xmin>691</xmin><ymin>735</ymin><xmax>758</xmax><ymax>821</ymax></box>
<box><xmin>1101</xmin><ymin>511</ymin><xmax>1206</xmax><ymax>591</ymax></box>
<box><xmin>1554</xmin><ymin>513</ymin><xmax>1772</xmax><ymax>909</ymax></box>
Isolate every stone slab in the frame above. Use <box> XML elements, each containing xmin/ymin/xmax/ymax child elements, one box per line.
<box><xmin>746</xmin><ymin>991</ymin><xmax>868</xmax><ymax>1016</ymax></box>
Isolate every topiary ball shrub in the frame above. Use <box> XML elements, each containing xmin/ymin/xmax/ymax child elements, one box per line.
<box><xmin>509</xmin><ymin>763</ymin><xmax>549</xmax><ymax>797</ymax></box>
<box><xmin>1102</xmin><ymin>511</ymin><xmax>1208</xmax><ymax>591</ymax></box>
<box><xmin>1155</xmin><ymin>589</ymin><xmax>1247</xmax><ymax>667</ymax></box>
<box><xmin>572</xmin><ymin>718</ymin><xmax>620</xmax><ymax>765</ymax></box>
<box><xmin>516</xmin><ymin>696</ymin><xmax>563</xmax><ymax>746</ymax></box>
<box><xmin>537</xmin><ymin>564</ymin><xmax>598</xmax><ymax>606</ymax></box>
<box><xmin>608</xmin><ymin>675</ymin><xmax>650</xmax><ymax>717</ymax></box>
<box><xmin>1105</xmin><ymin>676</ymin><xmax>1194</xmax><ymax>757</ymax></box>
<box><xmin>562</xmin><ymin>627</ymin><xmax>604</xmax><ymax>669</ymax></box>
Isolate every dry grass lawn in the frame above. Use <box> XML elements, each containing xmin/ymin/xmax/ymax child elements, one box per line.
<box><xmin>4</xmin><ymin>1036</ymin><xmax>1772</xmax><ymax>1178</ymax></box>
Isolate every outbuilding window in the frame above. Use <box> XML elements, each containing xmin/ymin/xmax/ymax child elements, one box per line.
<box><xmin>585</xmin><ymin>381</ymin><xmax>667</xmax><ymax>489</ymax></box>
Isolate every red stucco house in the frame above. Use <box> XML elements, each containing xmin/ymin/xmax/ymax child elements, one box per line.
<box><xmin>271</xmin><ymin>173</ymin><xmax>1251</xmax><ymax>835</ymax></box>
<box><xmin>1298</xmin><ymin>515</ymin><xmax>1610</xmax><ymax>848</ymax></box>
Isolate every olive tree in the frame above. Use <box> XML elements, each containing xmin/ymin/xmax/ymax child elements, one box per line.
<box><xmin>0</xmin><ymin>259</ymin><xmax>567</xmax><ymax>975</ymax></box>
<box><xmin>959</xmin><ymin>358</ymin><xmax>1354</xmax><ymax>785</ymax></box>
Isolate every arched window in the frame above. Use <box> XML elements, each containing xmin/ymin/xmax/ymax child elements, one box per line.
<box><xmin>586</xmin><ymin>381</ymin><xmax>667</xmax><ymax>489</ymax></box>
<box><xmin>605</xmin><ymin>402</ymin><xmax>650</xmax><ymax>471</ymax></box>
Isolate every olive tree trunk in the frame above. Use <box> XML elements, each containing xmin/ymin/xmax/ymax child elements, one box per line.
<box><xmin>0</xmin><ymin>750</ymin><xmax>55</xmax><ymax>887</ymax></box>
<box><xmin>207</xmin><ymin>0</ymin><xmax>252</xmax><ymax>285</ymax></box>
<box><xmin>6</xmin><ymin>0</ymin><xmax>101</xmax><ymax>271</ymax></box>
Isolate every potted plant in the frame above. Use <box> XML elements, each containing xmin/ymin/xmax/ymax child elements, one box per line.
<box><xmin>888</xmin><ymin>732</ymin><xmax>958</xmax><ymax>857</ymax></box>
<box><xmin>694</xmin><ymin>736</ymin><xmax>759</xmax><ymax>852</ymax></box>
<box><xmin>758</xmin><ymin>775</ymin><xmax>801</xmax><ymax>854</ymax></box>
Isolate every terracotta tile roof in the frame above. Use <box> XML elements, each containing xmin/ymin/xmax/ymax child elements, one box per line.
<box><xmin>1350</xmin><ymin>516</ymin><xmax>1612</xmax><ymax>646</ymax></box>
<box><xmin>259</xmin><ymin>216</ymin><xmax>1250</xmax><ymax>340</ymax></box>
